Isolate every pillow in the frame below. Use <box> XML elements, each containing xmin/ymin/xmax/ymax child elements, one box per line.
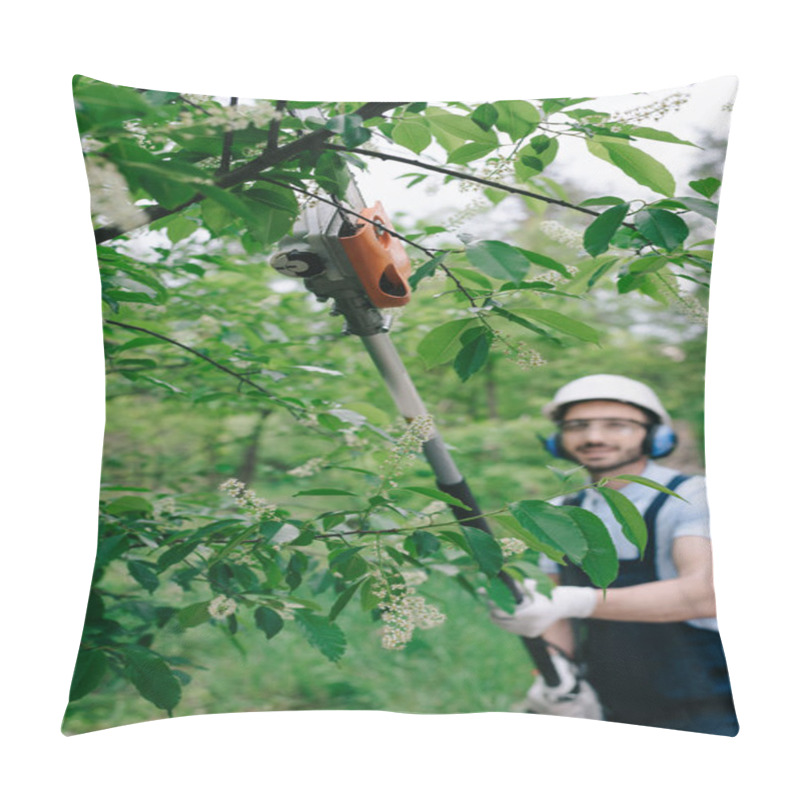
<box><xmin>64</xmin><ymin>75</ymin><xmax>738</xmax><ymax>736</ymax></box>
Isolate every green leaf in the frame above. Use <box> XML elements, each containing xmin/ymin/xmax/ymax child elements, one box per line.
<box><xmin>453</xmin><ymin>329</ymin><xmax>491</xmax><ymax>382</ymax></box>
<box><xmin>471</xmin><ymin>103</ymin><xmax>499</xmax><ymax>131</ymax></box>
<box><xmin>313</xmin><ymin>150</ymin><xmax>353</xmax><ymax>199</ymax></box>
<box><xmin>625</xmin><ymin>125</ymin><xmax>697</xmax><ymax>146</ymax></box>
<box><xmin>69</xmin><ymin>649</ymin><xmax>109</xmax><ymax>701</ymax></box>
<box><xmin>580</xmin><ymin>196</ymin><xmax>626</xmax><ymax>207</ymax></box>
<box><xmin>105</xmin><ymin>495</ymin><xmax>154</xmax><ymax>516</ymax></box>
<box><xmin>613</xmin><ymin>475</ymin><xmax>687</xmax><ymax>500</ymax></box>
<box><xmin>325</xmin><ymin>113</ymin><xmax>371</xmax><ymax>147</ymax></box>
<box><xmin>241</xmin><ymin>197</ymin><xmax>295</xmax><ymax>245</ymax></box>
<box><xmin>587</xmin><ymin>138</ymin><xmax>676</xmax><ymax>196</ymax></box>
<box><xmin>393</xmin><ymin>486</ymin><xmax>472</xmax><ymax>510</ymax></box>
<box><xmin>490</xmin><ymin>307</ymin><xmax>561</xmax><ymax>343</ymax></box>
<box><xmin>248</xmin><ymin>183</ymin><xmax>300</xmax><ymax>215</ymax></box>
<box><xmin>597</xmin><ymin>487</ymin><xmax>648</xmax><ymax>556</ymax></box>
<box><xmin>689</xmin><ymin>177</ymin><xmax>721</xmax><ymax>198</ymax></box>
<box><xmin>560</xmin><ymin>507</ymin><xmax>618</xmax><ymax>589</ymax></box>
<box><xmin>627</xmin><ymin>255</ymin><xmax>669</xmax><ymax>274</ymax></box>
<box><xmin>166</xmin><ymin>216</ymin><xmax>199</xmax><ymax>244</ymax></box>
<box><xmin>508</xmin><ymin>500</ymin><xmax>588</xmax><ymax>563</ymax></box>
<box><xmin>157</xmin><ymin>540</ymin><xmax>200</xmax><ymax>572</ymax></box>
<box><xmin>127</xmin><ymin>560</ymin><xmax>159</xmax><ymax>593</ymax></box>
<box><xmin>74</xmin><ymin>79</ymin><xmax>155</xmax><ymax>134</ymax></box>
<box><xmin>410</xmin><ymin>530</ymin><xmax>441</xmax><ymax>557</ymax></box>
<box><xmin>446</xmin><ymin>266</ymin><xmax>494</xmax><ymax>290</ymax></box>
<box><xmin>671</xmin><ymin>196</ymin><xmax>719</xmax><ymax>222</ymax></box>
<box><xmin>493</xmin><ymin>100</ymin><xmax>540</xmax><ymax>140</ymax></box>
<box><xmin>515</xmin><ymin>248</ymin><xmax>571</xmax><ymax>277</ymax></box>
<box><xmin>447</xmin><ymin>142</ymin><xmax>496</xmax><ymax>165</ymax></box>
<box><xmin>254</xmin><ymin>606</ymin><xmax>285</xmax><ymax>639</ymax></box>
<box><xmin>328</xmin><ymin>580</ymin><xmax>365</xmax><ymax>622</ymax></box>
<box><xmin>583</xmin><ymin>203</ymin><xmax>630</xmax><ymax>257</ymax></box>
<box><xmin>461</xmin><ymin>527</ymin><xmax>504</xmax><ymax>576</ymax></box>
<box><xmin>515</xmin><ymin>136</ymin><xmax>558</xmax><ymax>179</ymax></box>
<box><xmin>486</xmin><ymin>575</ymin><xmax>517</xmax><ymax>613</ymax></box>
<box><xmin>466</xmin><ymin>241</ymin><xmax>531</xmax><ymax>284</ymax></box>
<box><xmin>409</xmin><ymin>252</ymin><xmax>446</xmax><ymax>289</ymax></box>
<box><xmin>417</xmin><ymin>319</ymin><xmax>477</xmax><ymax>367</ymax></box>
<box><xmin>392</xmin><ymin>120</ymin><xmax>432</xmax><ymax>154</ymax></box>
<box><xmin>120</xmin><ymin>645</ymin><xmax>182</xmax><ymax>712</ymax></box>
<box><xmin>513</xmin><ymin>309</ymin><xmax>600</xmax><ymax>344</ymax></box>
<box><xmin>425</xmin><ymin>108</ymin><xmax>498</xmax><ymax>145</ymax></box>
<box><xmin>294</xmin><ymin>610</ymin><xmax>346</xmax><ymax>662</ymax></box>
<box><xmin>634</xmin><ymin>208</ymin><xmax>689</xmax><ymax>250</ymax></box>
<box><xmin>177</xmin><ymin>601</ymin><xmax>212</xmax><ymax>629</ymax></box>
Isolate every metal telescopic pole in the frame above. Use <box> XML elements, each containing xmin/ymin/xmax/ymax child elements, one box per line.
<box><xmin>360</xmin><ymin>332</ymin><xmax>560</xmax><ymax>686</ymax></box>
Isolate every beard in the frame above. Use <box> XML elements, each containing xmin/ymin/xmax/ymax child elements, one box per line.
<box><xmin>569</xmin><ymin>444</ymin><xmax>647</xmax><ymax>475</ymax></box>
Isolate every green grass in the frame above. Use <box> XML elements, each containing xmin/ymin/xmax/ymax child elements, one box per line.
<box><xmin>62</xmin><ymin>572</ymin><xmax>536</xmax><ymax>735</ymax></box>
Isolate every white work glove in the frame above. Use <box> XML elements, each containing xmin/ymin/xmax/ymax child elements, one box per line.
<box><xmin>488</xmin><ymin>579</ymin><xmax>598</xmax><ymax>638</ymax></box>
<box><xmin>523</xmin><ymin>650</ymin><xmax>603</xmax><ymax>720</ymax></box>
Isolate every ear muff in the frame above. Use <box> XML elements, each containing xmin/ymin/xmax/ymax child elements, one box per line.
<box><xmin>644</xmin><ymin>424</ymin><xmax>678</xmax><ymax>458</ymax></box>
<box><xmin>539</xmin><ymin>432</ymin><xmax>568</xmax><ymax>459</ymax></box>
<box><xmin>540</xmin><ymin>424</ymin><xmax>678</xmax><ymax>460</ymax></box>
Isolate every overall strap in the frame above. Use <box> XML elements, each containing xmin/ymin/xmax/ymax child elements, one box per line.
<box><xmin>561</xmin><ymin>490</ymin><xmax>586</xmax><ymax>507</ymax></box>
<box><xmin>640</xmin><ymin>474</ymin><xmax>692</xmax><ymax>569</ymax></box>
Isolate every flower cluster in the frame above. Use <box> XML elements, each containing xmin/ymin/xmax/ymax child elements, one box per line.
<box><xmin>539</xmin><ymin>220</ymin><xmax>584</xmax><ymax>251</ymax></box>
<box><xmin>499</xmin><ymin>339</ymin><xmax>547</xmax><ymax>370</ymax></box>
<box><xmin>176</xmin><ymin>99</ymin><xmax>278</xmax><ymax>133</ymax></box>
<box><xmin>499</xmin><ymin>537</ymin><xmax>528</xmax><ymax>559</ymax></box>
<box><xmin>372</xmin><ymin>575</ymin><xmax>446</xmax><ymax>650</ymax></box>
<box><xmin>85</xmin><ymin>157</ymin><xmax>149</xmax><ymax>230</ymax></box>
<box><xmin>673</xmin><ymin>290</ymin><xmax>708</xmax><ymax>326</ymax></box>
<box><xmin>208</xmin><ymin>595</ymin><xmax>237</xmax><ymax>620</ymax></box>
<box><xmin>608</xmin><ymin>91</ymin><xmax>690</xmax><ymax>126</ymax></box>
<box><xmin>382</xmin><ymin>414</ymin><xmax>436</xmax><ymax>480</ymax></box>
<box><xmin>419</xmin><ymin>499</ymin><xmax>448</xmax><ymax>517</ymax></box>
<box><xmin>287</xmin><ymin>457</ymin><xmax>325</xmax><ymax>478</ymax></box>
<box><xmin>154</xmin><ymin>496</ymin><xmax>177</xmax><ymax>519</ymax></box>
<box><xmin>219</xmin><ymin>478</ymin><xmax>278</xmax><ymax>519</ymax></box>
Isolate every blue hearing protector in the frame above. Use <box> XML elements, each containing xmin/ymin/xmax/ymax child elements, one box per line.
<box><xmin>541</xmin><ymin>423</ymin><xmax>677</xmax><ymax>460</ymax></box>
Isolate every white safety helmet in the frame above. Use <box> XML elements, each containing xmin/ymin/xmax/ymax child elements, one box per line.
<box><xmin>542</xmin><ymin>374</ymin><xmax>672</xmax><ymax>425</ymax></box>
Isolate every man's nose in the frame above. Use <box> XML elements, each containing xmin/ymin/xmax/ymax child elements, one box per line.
<box><xmin>581</xmin><ymin>422</ymin><xmax>610</xmax><ymax>440</ymax></box>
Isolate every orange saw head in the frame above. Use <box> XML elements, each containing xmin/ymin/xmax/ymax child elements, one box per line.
<box><xmin>338</xmin><ymin>202</ymin><xmax>411</xmax><ymax>308</ymax></box>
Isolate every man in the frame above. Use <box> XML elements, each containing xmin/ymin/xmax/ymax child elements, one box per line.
<box><xmin>490</xmin><ymin>374</ymin><xmax>738</xmax><ymax>735</ymax></box>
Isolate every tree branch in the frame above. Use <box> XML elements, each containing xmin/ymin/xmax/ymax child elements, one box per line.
<box><xmin>323</xmin><ymin>143</ymin><xmax>609</xmax><ymax>222</ymax></box>
<box><xmin>94</xmin><ymin>101</ymin><xmax>406</xmax><ymax>245</ymax></box>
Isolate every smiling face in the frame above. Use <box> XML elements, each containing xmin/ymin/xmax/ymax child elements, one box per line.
<box><xmin>559</xmin><ymin>400</ymin><xmax>652</xmax><ymax>477</ymax></box>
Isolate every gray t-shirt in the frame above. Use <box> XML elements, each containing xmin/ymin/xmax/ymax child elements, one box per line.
<box><xmin>539</xmin><ymin>461</ymin><xmax>717</xmax><ymax>631</ymax></box>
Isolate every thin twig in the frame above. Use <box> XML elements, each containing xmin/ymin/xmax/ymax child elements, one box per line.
<box><xmin>323</xmin><ymin>143</ymin><xmax>634</xmax><ymax>226</ymax></box>
<box><xmin>217</xmin><ymin>97</ymin><xmax>238</xmax><ymax>175</ymax></box>
<box><xmin>103</xmin><ymin>319</ymin><xmax>304</xmax><ymax>417</ymax></box>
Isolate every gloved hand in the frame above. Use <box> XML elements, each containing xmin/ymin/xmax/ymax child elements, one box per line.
<box><xmin>523</xmin><ymin>650</ymin><xmax>603</xmax><ymax>720</ymax></box>
<box><xmin>488</xmin><ymin>579</ymin><xmax>598</xmax><ymax>638</ymax></box>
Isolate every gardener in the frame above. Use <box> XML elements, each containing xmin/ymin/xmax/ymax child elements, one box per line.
<box><xmin>490</xmin><ymin>374</ymin><xmax>738</xmax><ymax>735</ymax></box>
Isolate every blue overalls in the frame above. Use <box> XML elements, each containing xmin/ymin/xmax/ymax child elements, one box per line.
<box><xmin>561</xmin><ymin>475</ymin><xmax>739</xmax><ymax>736</ymax></box>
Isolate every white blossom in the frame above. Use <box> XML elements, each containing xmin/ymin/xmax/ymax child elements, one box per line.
<box><xmin>208</xmin><ymin>595</ymin><xmax>237</xmax><ymax>620</ymax></box>
<box><xmin>287</xmin><ymin>457</ymin><xmax>324</xmax><ymax>478</ymax></box>
<box><xmin>499</xmin><ymin>537</ymin><xmax>528</xmax><ymax>559</ymax></box>
<box><xmin>372</xmin><ymin>575</ymin><xmax>446</xmax><ymax>650</ymax></box>
<box><xmin>219</xmin><ymin>478</ymin><xmax>278</xmax><ymax>520</ymax></box>
<box><xmin>382</xmin><ymin>414</ymin><xmax>436</xmax><ymax>480</ymax></box>
<box><xmin>85</xmin><ymin>157</ymin><xmax>149</xmax><ymax>230</ymax></box>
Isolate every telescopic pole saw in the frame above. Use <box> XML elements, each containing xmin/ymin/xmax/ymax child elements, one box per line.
<box><xmin>270</xmin><ymin>181</ymin><xmax>560</xmax><ymax>687</ymax></box>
